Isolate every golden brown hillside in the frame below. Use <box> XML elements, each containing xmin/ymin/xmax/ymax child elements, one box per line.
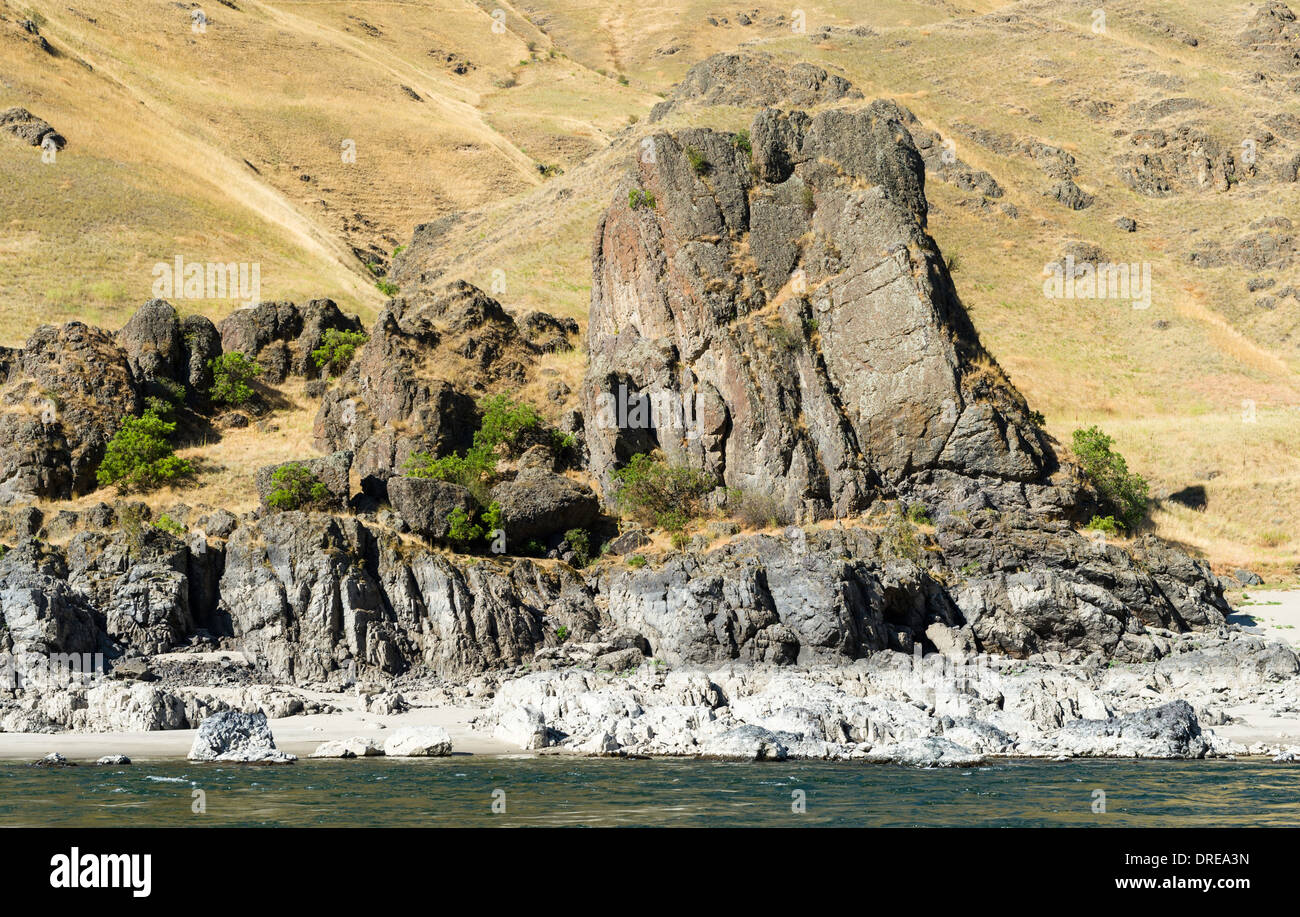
<box><xmin>1</xmin><ymin>0</ymin><xmax>1297</xmax><ymax>576</ymax></box>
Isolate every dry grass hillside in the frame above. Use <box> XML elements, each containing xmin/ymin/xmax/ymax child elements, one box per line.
<box><xmin>2</xmin><ymin>0</ymin><xmax>1297</xmax><ymax>577</ymax></box>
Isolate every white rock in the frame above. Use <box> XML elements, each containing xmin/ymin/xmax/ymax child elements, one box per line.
<box><xmin>309</xmin><ymin>736</ymin><xmax>384</xmax><ymax>758</ymax></box>
<box><xmin>383</xmin><ymin>726</ymin><xmax>452</xmax><ymax>757</ymax></box>
<box><xmin>493</xmin><ymin>704</ymin><xmax>549</xmax><ymax>750</ymax></box>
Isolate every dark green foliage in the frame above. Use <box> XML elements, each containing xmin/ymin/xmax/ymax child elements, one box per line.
<box><xmin>311</xmin><ymin>329</ymin><xmax>369</xmax><ymax>375</ymax></box>
<box><xmin>96</xmin><ymin>413</ymin><xmax>194</xmax><ymax>493</ymax></box>
<box><xmin>733</xmin><ymin>129</ymin><xmax>752</xmax><ymax>157</ymax></box>
<box><xmin>208</xmin><ymin>351</ymin><xmax>260</xmax><ymax>406</ymax></box>
<box><xmin>1071</xmin><ymin>426</ymin><xmax>1150</xmax><ymax>532</ymax></box>
<box><xmin>564</xmin><ymin>528</ymin><xmax>592</xmax><ymax>567</ymax></box>
<box><xmin>266</xmin><ymin>463</ymin><xmax>329</xmax><ymax>511</ymax></box>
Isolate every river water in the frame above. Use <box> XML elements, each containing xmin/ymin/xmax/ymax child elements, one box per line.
<box><xmin>2</xmin><ymin>756</ymin><xmax>1297</xmax><ymax>827</ymax></box>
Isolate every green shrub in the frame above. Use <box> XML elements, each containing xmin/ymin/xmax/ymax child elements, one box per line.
<box><xmin>208</xmin><ymin>351</ymin><xmax>260</xmax><ymax>406</ymax></box>
<box><xmin>626</xmin><ymin>553</ymin><xmax>647</xmax><ymax>568</ymax></box>
<box><xmin>556</xmin><ymin>624</ymin><xmax>570</xmax><ymax>642</ymax></box>
<box><xmin>906</xmin><ymin>502</ymin><xmax>932</xmax><ymax>525</ymax></box>
<box><xmin>733</xmin><ymin>129</ymin><xmax>752</xmax><ymax>157</ymax></box>
<box><xmin>1071</xmin><ymin>426</ymin><xmax>1149</xmax><ymax>532</ymax></box>
<box><xmin>311</xmin><ymin>329</ymin><xmax>369</xmax><ymax>376</ymax></box>
<box><xmin>613</xmin><ymin>452</ymin><xmax>714</xmax><ymax>530</ymax></box>
<box><xmin>404</xmin><ymin>445</ymin><xmax>496</xmax><ymax>504</ymax></box>
<box><xmin>684</xmin><ymin>146</ymin><xmax>710</xmax><ymax>176</ymax></box>
<box><xmin>1083</xmin><ymin>515</ymin><xmax>1120</xmax><ymax>537</ymax></box>
<box><xmin>446</xmin><ymin>506</ymin><xmax>484</xmax><ymax>546</ymax></box>
<box><xmin>628</xmin><ymin>188</ymin><xmax>657</xmax><ymax>210</ymax></box>
<box><xmin>375</xmin><ymin>279</ymin><xmax>399</xmax><ymax>296</ymax></box>
<box><xmin>97</xmin><ymin>414</ymin><xmax>194</xmax><ymax>493</ymax></box>
<box><xmin>475</xmin><ymin>394</ymin><xmax>543</xmax><ymax>455</ymax></box>
<box><xmin>265</xmin><ymin>463</ymin><xmax>330</xmax><ymax>511</ymax></box>
<box><xmin>154</xmin><ymin>514</ymin><xmax>186</xmax><ymax>537</ymax></box>
<box><xmin>565</xmin><ymin>528</ymin><xmax>592</xmax><ymax>567</ymax></box>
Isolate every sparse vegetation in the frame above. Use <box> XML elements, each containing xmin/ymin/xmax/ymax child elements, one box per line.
<box><xmin>628</xmin><ymin>188</ymin><xmax>657</xmax><ymax>210</ymax></box>
<box><xmin>626</xmin><ymin>553</ymin><xmax>647</xmax><ymax>568</ymax></box>
<box><xmin>405</xmin><ymin>396</ymin><xmax>546</xmax><ymax>505</ymax></box>
<box><xmin>612</xmin><ymin>452</ymin><xmax>714</xmax><ymax>531</ymax></box>
<box><xmin>733</xmin><ymin>129</ymin><xmax>752</xmax><ymax>157</ymax></box>
<box><xmin>564</xmin><ymin>528</ymin><xmax>592</xmax><ymax>567</ymax></box>
<box><xmin>207</xmin><ymin>351</ymin><xmax>260</xmax><ymax>407</ymax></box>
<box><xmin>684</xmin><ymin>146</ymin><xmax>710</xmax><ymax>177</ymax></box>
<box><xmin>375</xmin><ymin>279</ymin><xmax>399</xmax><ymax>297</ymax></box>
<box><xmin>153</xmin><ymin>514</ymin><xmax>187</xmax><ymax>537</ymax></box>
<box><xmin>1072</xmin><ymin>426</ymin><xmax>1149</xmax><ymax>532</ymax></box>
<box><xmin>727</xmin><ymin>488</ymin><xmax>789</xmax><ymax>529</ymax></box>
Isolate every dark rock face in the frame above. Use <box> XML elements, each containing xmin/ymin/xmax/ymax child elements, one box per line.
<box><xmin>649</xmin><ymin>52</ymin><xmax>859</xmax><ymax>121</ymax></box>
<box><xmin>583</xmin><ymin>103</ymin><xmax>1050</xmax><ymax>522</ymax></box>
<box><xmin>254</xmin><ymin>451</ymin><xmax>353</xmax><ymax>512</ymax></box>
<box><xmin>116</xmin><ymin>299</ymin><xmax>221</xmax><ymax>405</ymax></box>
<box><xmin>314</xmin><ymin>281</ymin><xmax>575</xmax><ymax>494</ymax></box>
<box><xmin>218</xmin><ymin>299</ymin><xmax>362</xmax><ymax>383</ymax></box>
<box><xmin>0</xmin><ymin>107</ymin><xmax>65</xmax><ymax>149</ymax></box>
<box><xmin>218</xmin><ymin>512</ymin><xmax>602</xmax><ymax>680</ymax></box>
<box><xmin>1058</xmin><ymin>700</ymin><xmax>1208</xmax><ymax>758</ymax></box>
<box><xmin>490</xmin><ymin>468</ymin><xmax>601</xmax><ymax>542</ymax></box>
<box><xmin>386</xmin><ymin>476</ymin><xmax>477</xmax><ymax>541</ymax></box>
<box><xmin>0</xmin><ymin>321</ymin><xmax>141</xmax><ymax>503</ymax></box>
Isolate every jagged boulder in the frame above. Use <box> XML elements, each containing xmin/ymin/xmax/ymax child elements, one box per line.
<box><xmin>218</xmin><ymin>299</ymin><xmax>361</xmax><ymax>383</ymax></box>
<box><xmin>0</xmin><ymin>107</ymin><xmax>64</xmax><ymax>149</ymax></box>
<box><xmin>583</xmin><ymin>102</ymin><xmax>1050</xmax><ymax>522</ymax></box>
<box><xmin>0</xmin><ymin>321</ymin><xmax>140</xmax><ymax>502</ymax></box>
<box><xmin>649</xmin><ymin>52</ymin><xmax>859</xmax><ymax>121</ymax></box>
<box><xmin>1056</xmin><ymin>700</ymin><xmax>1209</xmax><ymax>758</ymax></box>
<box><xmin>314</xmin><ymin>281</ymin><xmax>567</xmax><ymax>494</ymax></box>
<box><xmin>386</xmin><ymin>476</ymin><xmax>477</xmax><ymax>541</ymax></box>
<box><xmin>490</xmin><ymin>468</ymin><xmax>601</xmax><ymax>543</ymax></box>
<box><xmin>188</xmin><ymin>711</ymin><xmax>296</xmax><ymax>763</ymax></box>
<box><xmin>0</xmin><ymin>540</ymin><xmax>100</xmax><ymax>655</ymax></box>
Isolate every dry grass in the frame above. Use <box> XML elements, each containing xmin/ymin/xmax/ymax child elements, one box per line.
<box><xmin>5</xmin><ymin>0</ymin><xmax>1297</xmax><ymax>572</ymax></box>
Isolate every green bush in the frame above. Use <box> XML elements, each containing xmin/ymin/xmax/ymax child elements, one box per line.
<box><xmin>476</xmin><ymin>394</ymin><xmax>543</xmax><ymax>454</ymax></box>
<box><xmin>906</xmin><ymin>502</ymin><xmax>932</xmax><ymax>525</ymax></box>
<box><xmin>97</xmin><ymin>414</ymin><xmax>194</xmax><ymax>493</ymax></box>
<box><xmin>375</xmin><ymin>279</ymin><xmax>399</xmax><ymax>296</ymax></box>
<box><xmin>208</xmin><ymin>351</ymin><xmax>260</xmax><ymax>406</ymax></box>
<box><xmin>733</xmin><ymin>129</ymin><xmax>752</xmax><ymax>157</ymax></box>
<box><xmin>404</xmin><ymin>395</ymin><xmax>547</xmax><ymax>505</ymax></box>
<box><xmin>1071</xmin><ymin>426</ymin><xmax>1149</xmax><ymax>532</ymax></box>
<box><xmin>1083</xmin><ymin>515</ymin><xmax>1120</xmax><ymax>537</ymax></box>
<box><xmin>154</xmin><ymin>514</ymin><xmax>186</xmax><ymax>537</ymax></box>
<box><xmin>628</xmin><ymin>188</ymin><xmax>657</xmax><ymax>210</ymax></box>
<box><xmin>565</xmin><ymin>528</ymin><xmax>592</xmax><ymax>567</ymax></box>
<box><xmin>612</xmin><ymin>452</ymin><xmax>714</xmax><ymax>531</ymax></box>
<box><xmin>626</xmin><ymin>553</ymin><xmax>647</xmax><ymax>568</ymax></box>
<box><xmin>311</xmin><ymin>329</ymin><xmax>369</xmax><ymax>376</ymax></box>
<box><xmin>265</xmin><ymin>463</ymin><xmax>330</xmax><ymax>511</ymax></box>
<box><xmin>446</xmin><ymin>506</ymin><xmax>483</xmax><ymax>546</ymax></box>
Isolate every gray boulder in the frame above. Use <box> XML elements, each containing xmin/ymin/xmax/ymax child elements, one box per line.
<box><xmin>490</xmin><ymin>467</ymin><xmax>600</xmax><ymax>542</ymax></box>
<box><xmin>1057</xmin><ymin>700</ymin><xmax>1209</xmax><ymax>759</ymax></box>
<box><xmin>188</xmin><ymin>710</ymin><xmax>296</xmax><ymax>763</ymax></box>
<box><xmin>386</xmin><ymin>476</ymin><xmax>477</xmax><ymax>541</ymax></box>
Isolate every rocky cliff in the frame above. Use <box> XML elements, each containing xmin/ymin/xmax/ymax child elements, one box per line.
<box><xmin>582</xmin><ymin>103</ymin><xmax>1055</xmax><ymax>523</ymax></box>
<box><xmin>0</xmin><ymin>99</ymin><xmax>1241</xmax><ymax>722</ymax></box>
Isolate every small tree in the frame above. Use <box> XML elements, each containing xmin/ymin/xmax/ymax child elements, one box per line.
<box><xmin>208</xmin><ymin>351</ymin><xmax>260</xmax><ymax>406</ymax></box>
<box><xmin>311</xmin><ymin>329</ymin><xmax>369</xmax><ymax>376</ymax></box>
<box><xmin>1071</xmin><ymin>426</ymin><xmax>1150</xmax><ymax>532</ymax></box>
<box><xmin>266</xmin><ymin>463</ymin><xmax>330</xmax><ymax>511</ymax></box>
<box><xmin>97</xmin><ymin>414</ymin><xmax>194</xmax><ymax>492</ymax></box>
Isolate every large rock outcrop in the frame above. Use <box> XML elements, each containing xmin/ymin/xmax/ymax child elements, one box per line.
<box><xmin>314</xmin><ymin>281</ymin><xmax>575</xmax><ymax>496</ymax></box>
<box><xmin>582</xmin><ymin>103</ymin><xmax>1052</xmax><ymax>522</ymax></box>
